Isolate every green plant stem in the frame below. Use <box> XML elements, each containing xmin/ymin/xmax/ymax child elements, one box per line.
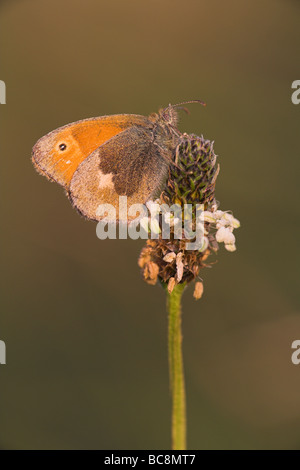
<box><xmin>166</xmin><ymin>282</ymin><xmax>187</xmax><ymax>450</ymax></box>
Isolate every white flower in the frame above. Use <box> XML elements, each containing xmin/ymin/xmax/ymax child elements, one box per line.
<box><xmin>214</xmin><ymin>210</ymin><xmax>225</xmax><ymax>219</ymax></box>
<box><xmin>231</xmin><ymin>217</ymin><xmax>240</xmax><ymax>229</ymax></box>
<box><xmin>164</xmin><ymin>212</ymin><xmax>180</xmax><ymax>227</ymax></box>
<box><xmin>164</xmin><ymin>212</ymin><xmax>172</xmax><ymax>224</ymax></box>
<box><xmin>149</xmin><ymin>219</ymin><xmax>161</xmax><ymax>234</ymax></box>
<box><xmin>222</xmin><ymin>212</ymin><xmax>234</xmax><ymax>223</ymax></box>
<box><xmin>198</xmin><ymin>236</ymin><xmax>209</xmax><ymax>252</ymax></box>
<box><xmin>140</xmin><ymin>217</ymin><xmax>149</xmax><ymax>233</ymax></box>
<box><xmin>225</xmin><ymin>243</ymin><xmax>236</xmax><ymax>252</ymax></box>
<box><xmin>222</xmin><ymin>212</ymin><xmax>240</xmax><ymax>228</ymax></box>
<box><xmin>202</xmin><ymin>211</ymin><xmax>216</xmax><ymax>224</ymax></box>
<box><xmin>215</xmin><ymin>226</ymin><xmax>235</xmax><ymax>244</ymax></box>
<box><xmin>216</xmin><ymin>219</ymin><xmax>227</xmax><ymax>229</ymax></box>
<box><xmin>146</xmin><ymin>200</ymin><xmax>160</xmax><ymax>216</ymax></box>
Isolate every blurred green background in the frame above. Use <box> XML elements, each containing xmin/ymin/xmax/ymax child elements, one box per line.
<box><xmin>0</xmin><ymin>0</ymin><xmax>300</xmax><ymax>450</ymax></box>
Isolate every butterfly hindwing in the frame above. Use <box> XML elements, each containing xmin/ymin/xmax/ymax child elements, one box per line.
<box><xmin>68</xmin><ymin>126</ymin><xmax>170</xmax><ymax>221</ymax></box>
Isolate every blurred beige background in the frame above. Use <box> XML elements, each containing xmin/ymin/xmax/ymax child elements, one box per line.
<box><xmin>0</xmin><ymin>0</ymin><xmax>300</xmax><ymax>449</ymax></box>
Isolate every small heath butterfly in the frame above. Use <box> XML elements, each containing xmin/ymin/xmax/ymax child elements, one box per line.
<box><xmin>32</xmin><ymin>101</ymin><xmax>205</xmax><ymax>221</ymax></box>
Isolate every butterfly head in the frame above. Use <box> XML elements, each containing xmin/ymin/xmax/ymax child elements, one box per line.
<box><xmin>153</xmin><ymin>100</ymin><xmax>206</xmax><ymax>137</ymax></box>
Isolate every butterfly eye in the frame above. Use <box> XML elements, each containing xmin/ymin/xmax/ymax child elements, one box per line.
<box><xmin>59</xmin><ymin>143</ymin><xmax>67</xmax><ymax>151</ymax></box>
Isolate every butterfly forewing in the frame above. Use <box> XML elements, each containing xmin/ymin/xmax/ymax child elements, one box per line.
<box><xmin>32</xmin><ymin>114</ymin><xmax>150</xmax><ymax>188</ymax></box>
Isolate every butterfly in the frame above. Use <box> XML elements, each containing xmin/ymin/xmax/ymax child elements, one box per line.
<box><xmin>32</xmin><ymin>100</ymin><xmax>205</xmax><ymax>222</ymax></box>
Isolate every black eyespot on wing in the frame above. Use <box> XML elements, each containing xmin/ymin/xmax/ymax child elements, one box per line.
<box><xmin>59</xmin><ymin>143</ymin><xmax>67</xmax><ymax>151</ymax></box>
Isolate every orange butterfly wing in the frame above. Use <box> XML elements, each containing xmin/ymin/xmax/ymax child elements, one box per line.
<box><xmin>32</xmin><ymin>115</ymin><xmax>150</xmax><ymax>188</ymax></box>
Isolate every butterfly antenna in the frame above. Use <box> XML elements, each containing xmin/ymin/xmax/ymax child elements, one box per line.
<box><xmin>175</xmin><ymin>106</ymin><xmax>190</xmax><ymax>115</ymax></box>
<box><xmin>162</xmin><ymin>99</ymin><xmax>206</xmax><ymax>115</ymax></box>
<box><xmin>172</xmin><ymin>99</ymin><xmax>206</xmax><ymax>108</ymax></box>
